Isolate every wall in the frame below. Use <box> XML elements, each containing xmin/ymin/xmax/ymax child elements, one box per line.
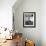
<box><xmin>0</xmin><ymin>0</ymin><xmax>46</xmax><ymax>46</ymax></box>
<box><xmin>41</xmin><ymin>0</ymin><xmax>46</xmax><ymax>46</ymax></box>
<box><xmin>13</xmin><ymin>0</ymin><xmax>41</xmax><ymax>46</ymax></box>
<box><xmin>0</xmin><ymin>0</ymin><xmax>16</xmax><ymax>30</ymax></box>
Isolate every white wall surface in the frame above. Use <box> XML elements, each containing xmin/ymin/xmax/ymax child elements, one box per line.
<box><xmin>41</xmin><ymin>0</ymin><xmax>46</xmax><ymax>46</ymax></box>
<box><xmin>0</xmin><ymin>0</ymin><xmax>46</xmax><ymax>46</ymax></box>
<box><xmin>0</xmin><ymin>0</ymin><xmax>16</xmax><ymax>30</ymax></box>
<box><xmin>13</xmin><ymin>0</ymin><xmax>46</xmax><ymax>46</ymax></box>
<box><xmin>13</xmin><ymin>0</ymin><xmax>41</xmax><ymax>46</ymax></box>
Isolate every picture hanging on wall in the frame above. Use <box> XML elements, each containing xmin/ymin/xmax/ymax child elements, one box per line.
<box><xmin>23</xmin><ymin>12</ymin><xmax>36</xmax><ymax>28</ymax></box>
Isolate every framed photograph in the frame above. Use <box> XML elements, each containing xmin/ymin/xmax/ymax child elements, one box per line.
<box><xmin>23</xmin><ymin>12</ymin><xmax>36</xmax><ymax>28</ymax></box>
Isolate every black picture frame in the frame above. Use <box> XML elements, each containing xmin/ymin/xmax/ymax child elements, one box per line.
<box><xmin>23</xmin><ymin>12</ymin><xmax>36</xmax><ymax>28</ymax></box>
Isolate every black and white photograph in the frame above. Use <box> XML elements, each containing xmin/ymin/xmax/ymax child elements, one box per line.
<box><xmin>23</xmin><ymin>12</ymin><xmax>36</xmax><ymax>28</ymax></box>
